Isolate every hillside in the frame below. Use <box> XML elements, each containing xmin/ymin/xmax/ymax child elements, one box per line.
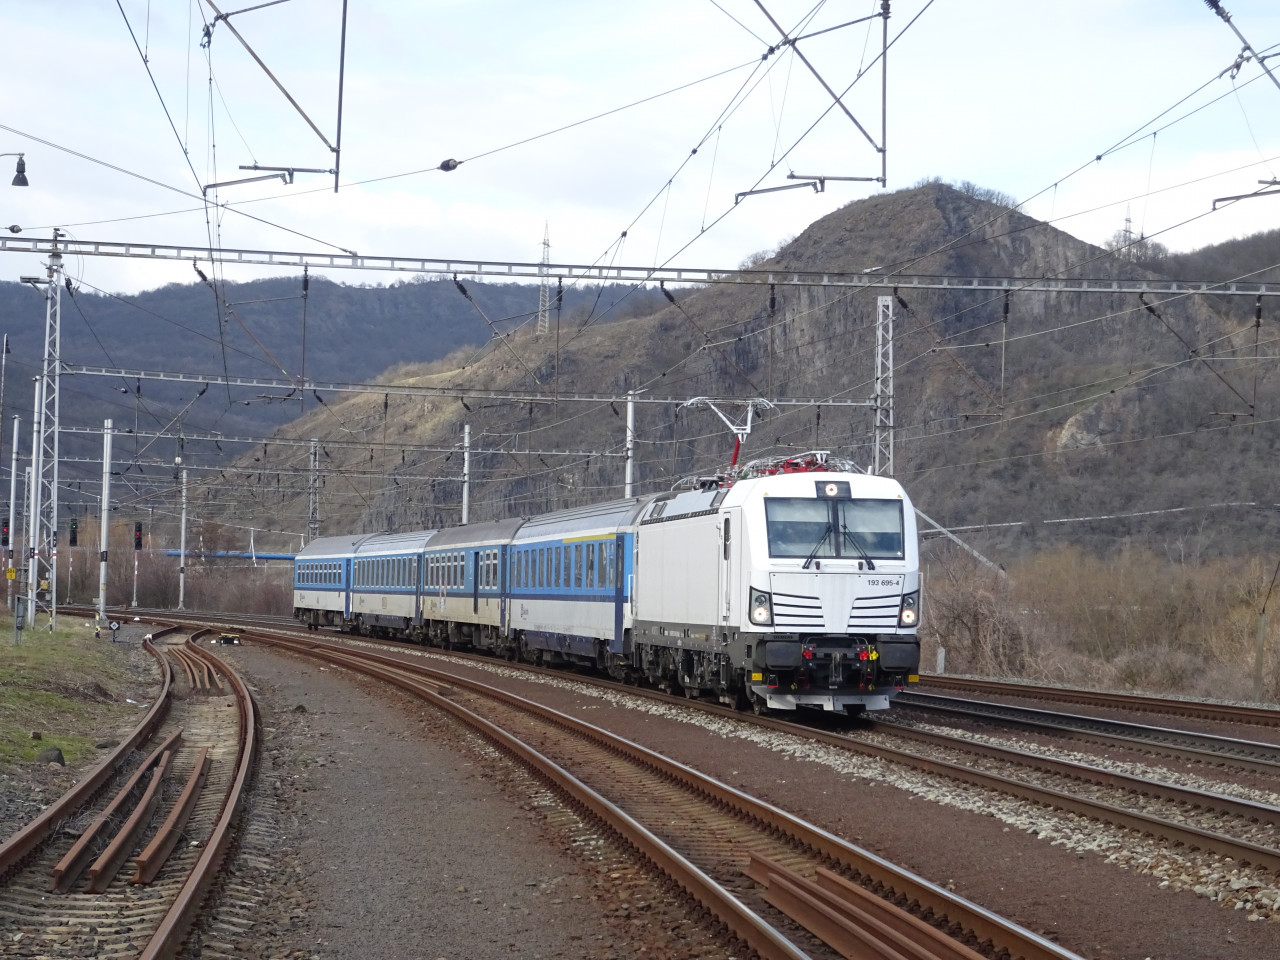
<box><xmin>6</xmin><ymin>182</ymin><xmax>1276</xmax><ymax>569</ymax></box>
<box><xmin>0</xmin><ymin>273</ymin><xmax>665</xmax><ymax>467</ymax></box>
<box><xmin>210</xmin><ymin>181</ymin><xmax>1279</xmax><ymax>566</ymax></box>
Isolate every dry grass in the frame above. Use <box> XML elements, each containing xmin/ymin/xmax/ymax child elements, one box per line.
<box><xmin>921</xmin><ymin>544</ymin><xmax>1280</xmax><ymax>704</ymax></box>
<box><xmin>0</xmin><ymin>615</ymin><xmax>155</xmax><ymax>768</ymax></box>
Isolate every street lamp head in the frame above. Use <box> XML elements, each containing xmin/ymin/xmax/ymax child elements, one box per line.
<box><xmin>11</xmin><ymin>155</ymin><xmax>27</xmax><ymax>188</ymax></box>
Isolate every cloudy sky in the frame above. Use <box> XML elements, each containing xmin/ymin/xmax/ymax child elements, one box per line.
<box><xmin>1</xmin><ymin>0</ymin><xmax>1279</xmax><ymax>294</ymax></box>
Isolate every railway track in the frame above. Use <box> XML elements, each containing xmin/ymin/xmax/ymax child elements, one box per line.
<box><xmin>245</xmin><ymin>627</ymin><xmax>1082</xmax><ymax>960</ymax></box>
<box><xmin>895</xmin><ymin>691</ymin><xmax>1280</xmax><ymax>775</ymax></box>
<box><xmin>0</xmin><ymin>629</ymin><xmax>258</xmax><ymax>959</ymax></box>
<box><xmin>136</xmin><ymin>613</ymin><xmax>1280</xmax><ymax>876</ymax></box>
<box><xmin>88</xmin><ymin>611</ymin><xmax>1280</xmax><ymax>941</ymax></box>
<box><xmin>915</xmin><ymin>675</ymin><xmax>1280</xmax><ymax>728</ymax></box>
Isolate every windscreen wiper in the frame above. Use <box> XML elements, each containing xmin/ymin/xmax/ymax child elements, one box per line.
<box><xmin>840</xmin><ymin>523</ymin><xmax>876</xmax><ymax>570</ymax></box>
<box><xmin>803</xmin><ymin>523</ymin><xmax>832</xmax><ymax>569</ymax></box>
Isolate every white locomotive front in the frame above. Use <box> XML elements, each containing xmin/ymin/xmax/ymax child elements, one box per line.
<box><xmin>632</xmin><ymin>461</ymin><xmax>920</xmax><ymax>714</ymax></box>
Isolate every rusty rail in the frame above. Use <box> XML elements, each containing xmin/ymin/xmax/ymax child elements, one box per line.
<box><xmin>747</xmin><ymin>853</ymin><xmax>988</xmax><ymax>960</ymax></box>
<box><xmin>137</xmin><ymin>639</ymin><xmax>258</xmax><ymax>960</ymax></box>
<box><xmin>917</xmin><ymin>675</ymin><xmax>1280</xmax><ymax>726</ymax></box>
<box><xmin>133</xmin><ymin>747</ymin><xmax>211</xmax><ymax>885</ymax></box>
<box><xmin>85</xmin><ymin>749</ymin><xmax>172</xmax><ymax>893</ymax></box>
<box><xmin>0</xmin><ymin>640</ymin><xmax>174</xmax><ymax>880</ymax></box>
<box><xmin>48</xmin><ymin>728</ymin><xmax>184</xmax><ymax>893</ymax></box>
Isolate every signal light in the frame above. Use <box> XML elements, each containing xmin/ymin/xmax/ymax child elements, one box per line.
<box><xmin>134</xmin><ymin>521</ymin><xmax>142</xmax><ymax>550</ymax></box>
<box><xmin>1</xmin><ymin>520</ymin><xmax>7</xmax><ymax>548</ymax></box>
<box><xmin>69</xmin><ymin>519</ymin><xmax>78</xmax><ymax>547</ymax></box>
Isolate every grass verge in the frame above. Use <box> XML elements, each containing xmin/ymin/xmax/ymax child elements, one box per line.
<box><xmin>0</xmin><ymin>613</ymin><xmax>152</xmax><ymax>768</ymax></box>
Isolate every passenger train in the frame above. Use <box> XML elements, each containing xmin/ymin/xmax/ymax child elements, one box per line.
<box><xmin>292</xmin><ymin>453</ymin><xmax>922</xmax><ymax>714</ymax></box>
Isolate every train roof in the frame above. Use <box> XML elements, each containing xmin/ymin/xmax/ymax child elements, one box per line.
<box><xmin>295</xmin><ymin>533</ymin><xmax>377</xmax><ymax>559</ymax></box>
<box><xmin>425</xmin><ymin>517</ymin><xmax>526</xmax><ymax>549</ymax></box>
<box><xmin>512</xmin><ymin>495</ymin><xmax>653</xmax><ymax>541</ymax></box>
<box><xmin>352</xmin><ymin>529</ymin><xmax>439</xmax><ymax>555</ymax></box>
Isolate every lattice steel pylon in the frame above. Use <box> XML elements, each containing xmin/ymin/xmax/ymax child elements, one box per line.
<box><xmin>874</xmin><ymin>295</ymin><xmax>894</xmax><ymax>476</ymax></box>
<box><xmin>536</xmin><ymin>223</ymin><xmax>550</xmax><ymax>335</ymax></box>
<box><xmin>26</xmin><ymin>243</ymin><xmax>63</xmax><ymax>628</ymax></box>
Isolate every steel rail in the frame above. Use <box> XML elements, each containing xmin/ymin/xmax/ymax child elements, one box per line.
<box><xmin>49</xmin><ymin>728</ymin><xmax>184</xmax><ymax>893</ymax></box>
<box><xmin>137</xmin><ymin>637</ymin><xmax>259</xmax><ymax>960</ymax></box>
<box><xmin>888</xmin><ymin>696</ymin><xmax>1280</xmax><ymax>776</ymax></box>
<box><xmin>875</xmin><ymin>720</ymin><xmax>1280</xmax><ymax>829</ymax></box>
<box><xmin>249</xmin><ymin>630</ymin><xmax>1083</xmax><ymax>960</ymax></box>
<box><xmin>85</xmin><ymin>749</ymin><xmax>172</xmax><ymax>893</ymax></box>
<box><xmin>896</xmin><ymin>693</ymin><xmax>1280</xmax><ymax>767</ymax></box>
<box><xmin>0</xmin><ymin>639</ymin><xmax>173</xmax><ymax>879</ymax></box>
<box><xmin>747</xmin><ymin>853</ymin><xmax>988</xmax><ymax>960</ymax></box>
<box><xmin>133</xmin><ymin>747</ymin><xmax>212</xmax><ymax>885</ymax></box>
<box><xmin>916</xmin><ymin>676</ymin><xmax>1280</xmax><ymax>727</ymax></box>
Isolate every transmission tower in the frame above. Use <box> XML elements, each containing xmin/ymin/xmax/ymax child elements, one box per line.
<box><xmin>307</xmin><ymin>437</ymin><xmax>320</xmax><ymax>541</ymax></box>
<box><xmin>537</xmin><ymin>223</ymin><xmax>550</xmax><ymax>336</ymax></box>
<box><xmin>874</xmin><ymin>296</ymin><xmax>894</xmax><ymax>477</ymax></box>
<box><xmin>23</xmin><ymin>240</ymin><xmax>63</xmax><ymax>627</ymax></box>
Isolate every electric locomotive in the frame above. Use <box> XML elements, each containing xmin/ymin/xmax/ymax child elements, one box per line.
<box><xmin>630</xmin><ymin>455</ymin><xmax>920</xmax><ymax>713</ymax></box>
<box><xmin>292</xmin><ymin>452</ymin><xmax>921</xmax><ymax>714</ymax></box>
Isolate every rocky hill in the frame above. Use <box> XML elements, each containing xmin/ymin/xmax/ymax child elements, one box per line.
<box><xmin>7</xmin><ymin>181</ymin><xmax>1276</xmax><ymax>566</ymax></box>
<box><xmin>214</xmin><ymin>181</ymin><xmax>1279</xmax><ymax>564</ymax></box>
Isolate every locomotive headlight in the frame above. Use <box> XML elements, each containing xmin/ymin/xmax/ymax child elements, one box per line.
<box><xmin>898</xmin><ymin>592</ymin><xmax>919</xmax><ymax>628</ymax></box>
<box><xmin>749</xmin><ymin>588</ymin><xmax>773</xmax><ymax>626</ymax></box>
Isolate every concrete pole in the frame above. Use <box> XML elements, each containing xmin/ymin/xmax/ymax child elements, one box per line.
<box><xmin>624</xmin><ymin>391</ymin><xmax>635</xmax><ymax>498</ymax></box>
<box><xmin>7</xmin><ymin>416</ymin><xmax>17</xmax><ymax>613</ymax></box>
<box><xmin>98</xmin><ymin>419</ymin><xmax>111</xmax><ymax>624</ymax></box>
<box><xmin>178</xmin><ymin>467</ymin><xmax>187</xmax><ymax>609</ymax></box>
<box><xmin>461</xmin><ymin>424</ymin><xmax>470</xmax><ymax>525</ymax></box>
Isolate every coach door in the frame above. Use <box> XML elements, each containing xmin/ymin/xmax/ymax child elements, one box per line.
<box><xmin>612</xmin><ymin>533</ymin><xmax>626</xmax><ymax>652</ymax></box>
<box><xmin>413</xmin><ymin>554</ymin><xmax>424</xmax><ymax>627</ymax></box>
<box><xmin>344</xmin><ymin>558</ymin><xmax>353</xmax><ymax>619</ymax></box>
<box><xmin>499</xmin><ymin>545</ymin><xmax>508</xmax><ymax>633</ymax></box>
<box><xmin>473</xmin><ymin>551</ymin><xmax>480</xmax><ymax>615</ymax></box>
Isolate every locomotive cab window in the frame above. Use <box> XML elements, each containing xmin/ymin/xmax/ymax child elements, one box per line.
<box><xmin>764</xmin><ymin>498</ymin><xmax>904</xmax><ymax>560</ymax></box>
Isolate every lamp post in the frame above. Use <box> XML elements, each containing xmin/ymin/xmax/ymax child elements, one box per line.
<box><xmin>0</xmin><ymin>154</ymin><xmax>28</xmax><ymax>187</ymax></box>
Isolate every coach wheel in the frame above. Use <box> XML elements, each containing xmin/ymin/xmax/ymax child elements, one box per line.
<box><xmin>749</xmin><ymin>692</ymin><xmax>768</xmax><ymax>716</ymax></box>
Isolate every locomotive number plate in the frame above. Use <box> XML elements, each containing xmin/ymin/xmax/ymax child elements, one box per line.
<box><xmin>865</xmin><ymin>577</ymin><xmax>903</xmax><ymax>588</ymax></box>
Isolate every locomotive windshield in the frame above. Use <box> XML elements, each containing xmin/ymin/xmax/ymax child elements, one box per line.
<box><xmin>765</xmin><ymin>498</ymin><xmax>904</xmax><ymax>560</ymax></box>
